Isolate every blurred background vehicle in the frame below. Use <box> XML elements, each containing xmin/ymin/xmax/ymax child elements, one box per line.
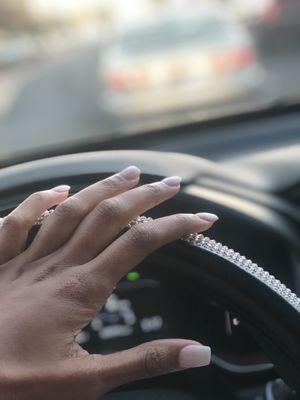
<box><xmin>99</xmin><ymin>7</ymin><xmax>264</xmax><ymax>116</ymax></box>
<box><xmin>0</xmin><ymin>0</ymin><xmax>299</xmax><ymax>161</ymax></box>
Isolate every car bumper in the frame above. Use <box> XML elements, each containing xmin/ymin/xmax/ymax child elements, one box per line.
<box><xmin>99</xmin><ymin>66</ymin><xmax>264</xmax><ymax>116</ymax></box>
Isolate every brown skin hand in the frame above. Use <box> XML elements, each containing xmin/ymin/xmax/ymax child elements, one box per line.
<box><xmin>0</xmin><ymin>167</ymin><xmax>215</xmax><ymax>400</ymax></box>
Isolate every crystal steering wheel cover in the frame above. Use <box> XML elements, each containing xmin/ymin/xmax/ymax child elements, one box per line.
<box><xmin>129</xmin><ymin>216</ymin><xmax>300</xmax><ymax>313</ymax></box>
<box><xmin>184</xmin><ymin>233</ymin><xmax>300</xmax><ymax>313</ymax></box>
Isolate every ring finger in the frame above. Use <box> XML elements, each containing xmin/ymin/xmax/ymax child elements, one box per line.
<box><xmin>58</xmin><ymin>176</ymin><xmax>182</xmax><ymax>264</ymax></box>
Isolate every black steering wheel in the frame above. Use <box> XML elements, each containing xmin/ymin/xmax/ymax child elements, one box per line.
<box><xmin>0</xmin><ymin>150</ymin><xmax>299</xmax><ymax>397</ymax></box>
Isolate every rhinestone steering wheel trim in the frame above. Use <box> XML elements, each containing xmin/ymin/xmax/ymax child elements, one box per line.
<box><xmin>128</xmin><ymin>216</ymin><xmax>300</xmax><ymax>313</ymax></box>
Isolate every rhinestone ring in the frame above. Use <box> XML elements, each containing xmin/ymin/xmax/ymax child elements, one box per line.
<box><xmin>34</xmin><ymin>209</ymin><xmax>55</xmax><ymax>226</ymax></box>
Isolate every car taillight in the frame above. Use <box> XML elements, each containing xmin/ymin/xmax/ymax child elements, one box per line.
<box><xmin>212</xmin><ymin>47</ymin><xmax>256</xmax><ymax>73</ymax></box>
<box><xmin>232</xmin><ymin>48</ymin><xmax>256</xmax><ymax>68</ymax></box>
<box><xmin>262</xmin><ymin>0</ymin><xmax>281</xmax><ymax>22</ymax></box>
<box><xmin>105</xmin><ymin>72</ymin><xmax>128</xmax><ymax>92</ymax></box>
<box><xmin>106</xmin><ymin>68</ymin><xmax>150</xmax><ymax>92</ymax></box>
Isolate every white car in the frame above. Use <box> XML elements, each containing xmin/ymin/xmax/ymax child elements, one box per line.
<box><xmin>99</xmin><ymin>8</ymin><xmax>264</xmax><ymax>116</ymax></box>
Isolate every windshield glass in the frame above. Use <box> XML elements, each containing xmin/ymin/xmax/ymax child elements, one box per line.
<box><xmin>0</xmin><ymin>0</ymin><xmax>299</xmax><ymax>161</ymax></box>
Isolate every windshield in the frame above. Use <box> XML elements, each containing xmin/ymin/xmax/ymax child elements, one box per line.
<box><xmin>0</xmin><ymin>0</ymin><xmax>299</xmax><ymax>161</ymax></box>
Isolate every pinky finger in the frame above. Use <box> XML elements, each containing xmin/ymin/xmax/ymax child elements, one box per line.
<box><xmin>0</xmin><ymin>185</ymin><xmax>70</xmax><ymax>263</ymax></box>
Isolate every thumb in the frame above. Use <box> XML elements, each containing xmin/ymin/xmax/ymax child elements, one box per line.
<box><xmin>89</xmin><ymin>339</ymin><xmax>211</xmax><ymax>394</ymax></box>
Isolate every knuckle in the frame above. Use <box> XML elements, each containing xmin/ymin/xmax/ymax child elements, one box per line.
<box><xmin>54</xmin><ymin>198</ymin><xmax>83</xmax><ymax>219</ymax></box>
<box><xmin>173</xmin><ymin>213</ymin><xmax>194</xmax><ymax>226</ymax></box>
<box><xmin>33</xmin><ymin>266</ymin><xmax>56</xmax><ymax>282</ymax></box>
<box><xmin>56</xmin><ymin>273</ymin><xmax>93</xmax><ymax>303</ymax></box>
<box><xmin>127</xmin><ymin>223</ymin><xmax>158</xmax><ymax>249</ymax></box>
<box><xmin>142</xmin><ymin>183</ymin><xmax>162</xmax><ymax>196</ymax></box>
<box><xmin>2</xmin><ymin>213</ymin><xmax>28</xmax><ymax>232</ymax></box>
<box><xmin>56</xmin><ymin>271</ymin><xmax>112</xmax><ymax>305</ymax></box>
<box><xmin>29</xmin><ymin>191</ymin><xmax>47</xmax><ymax>204</ymax></box>
<box><xmin>142</xmin><ymin>346</ymin><xmax>168</xmax><ymax>376</ymax></box>
<box><xmin>95</xmin><ymin>198</ymin><xmax>122</xmax><ymax>220</ymax></box>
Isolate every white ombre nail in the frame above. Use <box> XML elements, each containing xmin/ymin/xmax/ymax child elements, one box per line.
<box><xmin>162</xmin><ymin>176</ymin><xmax>182</xmax><ymax>187</ymax></box>
<box><xmin>51</xmin><ymin>185</ymin><xmax>71</xmax><ymax>193</ymax></box>
<box><xmin>119</xmin><ymin>166</ymin><xmax>141</xmax><ymax>181</ymax></box>
<box><xmin>196</xmin><ymin>213</ymin><xmax>219</xmax><ymax>223</ymax></box>
<box><xmin>179</xmin><ymin>345</ymin><xmax>211</xmax><ymax>369</ymax></box>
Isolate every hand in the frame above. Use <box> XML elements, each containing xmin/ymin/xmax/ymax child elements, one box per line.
<box><xmin>0</xmin><ymin>166</ymin><xmax>217</xmax><ymax>400</ymax></box>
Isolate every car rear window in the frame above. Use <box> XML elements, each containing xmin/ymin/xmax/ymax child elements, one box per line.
<box><xmin>121</xmin><ymin>17</ymin><xmax>228</xmax><ymax>55</ymax></box>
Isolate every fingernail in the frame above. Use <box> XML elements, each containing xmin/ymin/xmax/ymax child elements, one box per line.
<box><xmin>119</xmin><ymin>166</ymin><xmax>141</xmax><ymax>181</ymax></box>
<box><xmin>179</xmin><ymin>345</ymin><xmax>211</xmax><ymax>369</ymax></box>
<box><xmin>196</xmin><ymin>212</ymin><xmax>219</xmax><ymax>223</ymax></box>
<box><xmin>162</xmin><ymin>176</ymin><xmax>182</xmax><ymax>187</ymax></box>
<box><xmin>51</xmin><ymin>185</ymin><xmax>71</xmax><ymax>193</ymax></box>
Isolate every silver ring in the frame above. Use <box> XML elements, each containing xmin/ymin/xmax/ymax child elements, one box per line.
<box><xmin>34</xmin><ymin>209</ymin><xmax>55</xmax><ymax>226</ymax></box>
<box><xmin>126</xmin><ymin>215</ymin><xmax>153</xmax><ymax>228</ymax></box>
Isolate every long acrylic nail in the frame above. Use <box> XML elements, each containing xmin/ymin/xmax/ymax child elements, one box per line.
<box><xmin>162</xmin><ymin>176</ymin><xmax>182</xmax><ymax>187</ymax></box>
<box><xmin>196</xmin><ymin>212</ymin><xmax>219</xmax><ymax>222</ymax></box>
<box><xmin>51</xmin><ymin>185</ymin><xmax>71</xmax><ymax>193</ymax></box>
<box><xmin>119</xmin><ymin>166</ymin><xmax>141</xmax><ymax>181</ymax></box>
<box><xmin>179</xmin><ymin>345</ymin><xmax>211</xmax><ymax>369</ymax></box>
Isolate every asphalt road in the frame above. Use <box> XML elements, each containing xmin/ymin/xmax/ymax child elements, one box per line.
<box><xmin>0</xmin><ymin>41</ymin><xmax>300</xmax><ymax>161</ymax></box>
<box><xmin>0</xmin><ymin>45</ymin><xmax>115</xmax><ymax>159</ymax></box>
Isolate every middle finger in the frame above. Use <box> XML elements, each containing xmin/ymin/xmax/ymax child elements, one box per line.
<box><xmin>59</xmin><ymin>176</ymin><xmax>182</xmax><ymax>264</ymax></box>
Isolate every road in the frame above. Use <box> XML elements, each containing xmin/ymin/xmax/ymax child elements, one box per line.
<box><xmin>0</xmin><ymin>45</ymin><xmax>116</xmax><ymax>160</ymax></box>
<box><xmin>0</xmin><ymin>41</ymin><xmax>300</xmax><ymax>161</ymax></box>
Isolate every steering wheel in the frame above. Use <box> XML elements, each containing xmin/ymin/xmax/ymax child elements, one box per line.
<box><xmin>0</xmin><ymin>150</ymin><xmax>299</xmax><ymax>397</ymax></box>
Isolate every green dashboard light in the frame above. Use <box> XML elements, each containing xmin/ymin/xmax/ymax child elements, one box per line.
<box><xmin>127</xmin><ymin>271</ymin><xmax>140</xmax><ymax>282</ymax></box>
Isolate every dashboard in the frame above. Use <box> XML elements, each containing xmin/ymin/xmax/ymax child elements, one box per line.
<box><xmin>77</xmin><ymin>265</ymin><xmax>269</xmax><ymax>372</ymax></box>
<box><xmin>77</xmin><ymin>274</ymin><xmax>174</xmax><ymax>355</ymax></box>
